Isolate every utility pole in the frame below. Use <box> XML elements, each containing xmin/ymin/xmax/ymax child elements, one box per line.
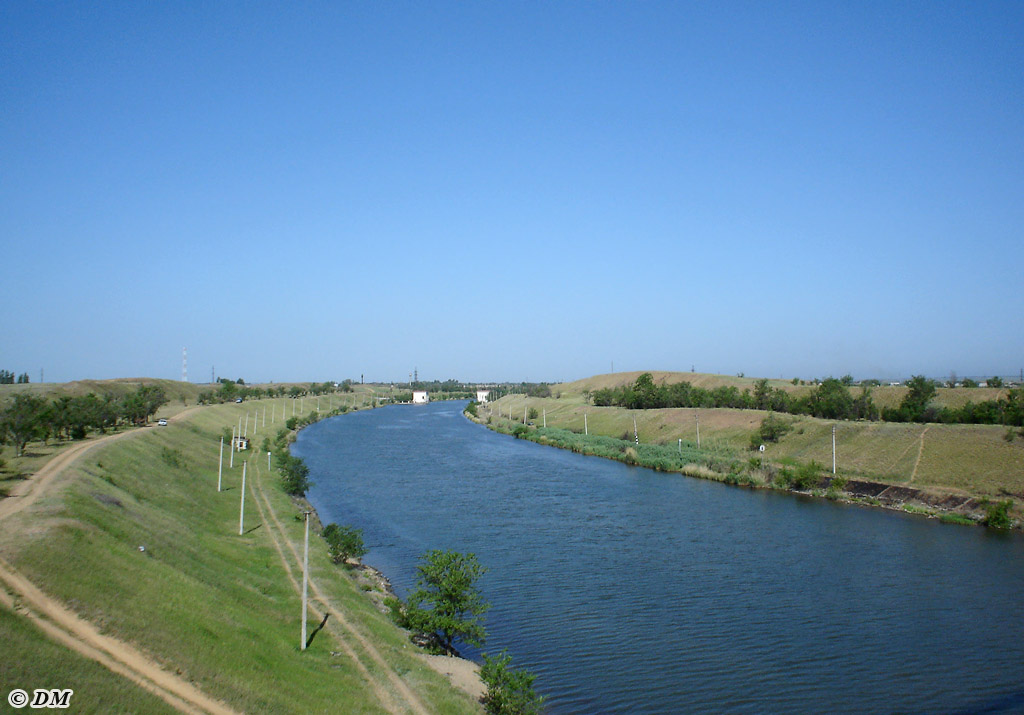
<box><xmin>301</xmin><ymin>511</ymin><xmax>311</xmax><ymax>650</ymax></box>
<box><xmin>543</xmin><ymin>409</ymin><xmax>546</xmax><ymax>428</ymax></box>
<box><xmin>832</xmin><ymin>425</ymin><xmax>837</xmax><ymax>475</ymax></box>
<box><xmin>678</xmin><ymin>438</ymin><xmax>682</xmax><ymax>455</ymax></box>
<box><xmin>695</xmin><ymin>412</ymin><xmax>701</xmax><ymax>450</ymax></box>
<box><xmin>633</xmin><ymin>415</ymin><xmax>639</xmax><ymax>445</ymax></box>
<box><xmin>584</xmin><ymin>412</ymin><xmax>588</xmax><ymax>436</ymax></box>
<box><xmin>239</xmin><ymin>462</ymin><xmax>247</xmax><ymax>535</ymax></box>
<box><xmin>218</xmin><ymin>437</ymin><xmax>224</xmax><ymax>492</ymax></box>
<box><xmin>230</xmin><ymin>427</ymin><xmax>235</xmax><ymax>469</ymax></box>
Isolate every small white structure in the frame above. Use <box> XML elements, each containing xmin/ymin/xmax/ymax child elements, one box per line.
<box><xmin>476</xmin><ymin>390</ymin><xmax>490</xmax><ymax>403</ymax></box>
<box><xmin>233</xmin><ymin>436</ymin><xmax>250</xmax><ymax>451</ymax></box>
<box><xmin>412</xmin><ymin>390</ymin><xmax>429</xmax><ymax>404</ymax></box>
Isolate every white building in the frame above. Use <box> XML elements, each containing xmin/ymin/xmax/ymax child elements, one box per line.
<box><xmin>412</xmin><ymin>390</ymin><xmax>429</xmax><ymax>404</ymax></box>
<box><xmin>476</xmin><ymin>390</ymin><xmax>490</xmax><ymax>403</ymax></box>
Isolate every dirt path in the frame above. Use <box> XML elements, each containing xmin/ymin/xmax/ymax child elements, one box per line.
<box><xmin>0</xmin><ymin>408</ymin><xmax>200</xmax><ymax>521</ymax></box>
<box><xmin>909</xmin><ymin>425</ymin><xmax>930</xmax><ymax>483</ymax></box>
<box><xmin>0</xmin><ymin>406</ymin><xmax>237</xmax><ymax>715</ymax></box>
<box><xmin>248</xmin><ymin>458</ymin><xmax>431</xmax><ymax>715</ymax></box>
<box><xmin>0</xmin><ymin>558</ymin><xmax>237</xmax><ymax>715</ymax></box>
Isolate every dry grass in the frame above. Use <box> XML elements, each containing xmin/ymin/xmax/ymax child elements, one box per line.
<box><xmin>490</xmin><ymin>381</ymin><xmax>1024</xmax><ymax>500</ymax></box>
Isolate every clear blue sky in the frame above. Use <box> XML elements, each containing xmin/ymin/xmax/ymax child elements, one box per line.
<box><xmin>2</xmin><ymin>2</ymin><xmax>1022</xmax><ymax>384</ymax></box>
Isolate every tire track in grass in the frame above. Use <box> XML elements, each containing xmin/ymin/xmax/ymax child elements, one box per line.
<box><xmin>0</xmin><ymin>558</ymin><xmax>238</xmax><ymax>715</ymax></box>
<box><xmin>242</xmin><ymin>458</ymin><xmax>405</xmax><ymax>715</ymax></box>
<box><xmin>910</xmin><ymin>425</ymin><xmax>931</xmax><ymax>483</ymax></box>
<box><xmin>0</xmin><ymin>406</ymin><xmax>238</xmax><ymax>715</ymax></box>
<box><xmin>249</xmin><ymin>458</ymin><xmax>430</xmax><ymax>715</ymax></box>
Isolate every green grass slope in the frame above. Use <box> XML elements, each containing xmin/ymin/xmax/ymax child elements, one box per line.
<box><xmin>0</xmin><ymin>397</ymin><xmax>480</xmax><ymax>714</ymax></box>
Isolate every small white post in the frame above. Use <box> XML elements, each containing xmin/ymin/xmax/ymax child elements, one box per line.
<box><xmin>832</xmin><ymin>424</ymin><xmax>837</xmax><ymax>475</ymax></box>
<box><xmin>267</xmin><ymin>451</ymin><xmax>271</xmax><ymax>471</ymax></box>
<box><xmin>695</xmin><ymin>412</ymin><xmax>701</xmax><ymax>449</ymax></box>
<box><xmin>678</xmin><ymin>438</ymin><xmax>682</xmax><ymax>455</ymax></box>
<box><xmin>239</xmin><ymin>462</ymin><xmax>247</xmax><ymax>535</ymax></box>
<box><xmin>584</xmin><ymin>412</ymin><xmax>588</xmax><ymax>436</ymax></box>
<box><xmin>301</xmin><ymin>511</ymin><xmax>311</xmax><ymax>650</ymax></box>
<box><xmin>543</xmin><ymin>409</ymin><xmax>546</xmax><ymax>428</ymax></box>
<box><xmin>244</xmin><ymin>412</ymin><xmax>249</xmax><ymax>437</ymax></box>
<box><xmin>218</xmin><ymin>437</ymin><xmax>224</xmax><ymax>492</ymax></box>
<box><xmin>229</xmin><ymin>427</ymin><xmax>235</xmax><ymax>468</ymax></box>
<box><xmin>633</xmin><ymin>415</ymin><xmax>639</xmax><ymax>445</ymax></box>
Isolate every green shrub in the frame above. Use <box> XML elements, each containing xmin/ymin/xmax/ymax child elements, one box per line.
<box><xmin>322</xmin><ymin>523</ymin><xmax>367</xmax><ymax>565</ymax></box>
<box><xmin>464</xmin><ymin>401</ymin><xmax>479</xmax><ymax>418</ymax></box>
<box><xmin>480</xmin><ymin>650</ymin><xmax>544</xmax><ymax>715</ymax></box>
<box><xmin>160</xmin><ymin>447</ymin><xmax>184</xmax><ymax>469</ymax></box>
<box><xmin>278</xmin><ymin>453</ymin><xmax>312</xmax><ymax>496</ymax></box>
<box><xmin>940</xmin><ymin>513</ymin><xmax>975</xmax><ymax>526</ymax></box>
<box><xmin>786</xmin><ymin>461</ymin><xmax>821</xmax><ymax>490</ymax></box>
<box><xmin>983</xmin><ymin>500</ymin><xmax>1013</xmax><ymax>530</ymax></box>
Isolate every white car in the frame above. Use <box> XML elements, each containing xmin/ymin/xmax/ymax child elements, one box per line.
<box><xmin>157</xmin><ymin>419</ymin><xmax>168</xmax><ymax>426</ymax></box>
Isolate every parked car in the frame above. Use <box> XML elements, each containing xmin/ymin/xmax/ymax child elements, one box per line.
<box><xmin>235</xmin><ymin>398</ymin><xmax>243</xmax><ymax>403</ymax></box>
<box><xmin>157</xmin><ymin>419</ymin><xmax>168</xmax><ymax>426</ymax></box>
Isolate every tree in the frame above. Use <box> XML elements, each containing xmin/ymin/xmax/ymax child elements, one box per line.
<box><xmin>0</xmin><ymin>394</ymin><xmax>47</xmax><ymax>456</ymax></box>
<box><xmin>807</xmin><ymin>378</ymin><xmax>854</xmax><ymax>419</ymax></box>
<box><xmin>405</xmin><ymin>550</ymin><xmax>489</xmax><ymax>654</ymax></box>
<box><xmin>322</xmin><ymin>524</ymin><xmax>367</xmax><ymax>564</ymax></box>
<box><xmin>278</xmin><ymin>453</ymin><xmax>312</xmax><ymax>496</ymax></box>
<box><xmin>16</xmin><ymin>372</ymin><xmax>30</xmax><ymax>384</ymax></box>
<box><xmin>989</xmin><ymin>376</ymin><xmax>1004</xmax><ymax>388</ymax></box>
<box><xmin>480</xmin><ymin>650</ymin><xmax>545</xmax><ymax>715</ymax></box>
<box><xmin>899</xmin><ymin>375</ymin><xmax>937</xmax><ymax>422</ymax></box>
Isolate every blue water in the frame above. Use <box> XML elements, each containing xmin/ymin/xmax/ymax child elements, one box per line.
<box><xmin>295</xmin><ymin>401</ymin><xmax>1024</xmax><ymax>714</ymax></box>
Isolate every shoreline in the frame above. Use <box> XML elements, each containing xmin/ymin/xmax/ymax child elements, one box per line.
<box><xmin>467</xmin><ymin>409</ymin><xmax>1020</xmax><ymax>531</ymax></box>
<box><xmin>289</xmin><ymin>412</ymin><xmax>487</xmax><ymax>702</ymax></box>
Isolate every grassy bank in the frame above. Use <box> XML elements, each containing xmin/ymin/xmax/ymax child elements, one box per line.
<box><xmin>480</xmin><ymin>374</ymin><xmax>1023</xmax><ymax>527</ymax></box>
<box><xmin>0</xmin><ymin>394</ymin><xmax>480</xmax><ymax>713</ymax></box>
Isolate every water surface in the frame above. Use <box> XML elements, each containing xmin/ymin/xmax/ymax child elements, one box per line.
<box><xmin>296</xmin><ymin>402</ymin><xmax>1024</xmax><ymax>714</ymax></box>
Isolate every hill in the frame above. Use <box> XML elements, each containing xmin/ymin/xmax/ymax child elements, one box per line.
<box><xmin>489</xmin><ymin>371</ymin><xmax>1024</xmax><ymax>502</ymax></box>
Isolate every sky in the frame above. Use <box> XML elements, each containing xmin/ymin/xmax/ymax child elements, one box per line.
<box><xmin>2</xmin><ymin>2</ymin><xmax>1022</xmax><ymax>384</ymax></box>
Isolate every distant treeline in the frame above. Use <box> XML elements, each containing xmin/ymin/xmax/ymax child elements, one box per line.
<box><xmin>0</xmin><ymin>370</ymin><xmax>31</xmax><ymax>384</ymax></box>
<box><xmin>590</xmin><ymin>373</ymin><xmax>1024</xmax><ymax>426</ymax></box>
<box><xmin>196</xmin><ymin>379</ymin><xmax>351</xmax><ymax>405</ymax></box>
<box><xmin>0</xmin><ymin>386</ymin><xmax>168</xmax><ymax>456</ymax></box>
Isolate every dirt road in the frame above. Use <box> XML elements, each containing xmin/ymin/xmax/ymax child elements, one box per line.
<box><xmin>0</xmin><ymin>408</ymin><xmax>238</xmax><ymax>715</ymax></box>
